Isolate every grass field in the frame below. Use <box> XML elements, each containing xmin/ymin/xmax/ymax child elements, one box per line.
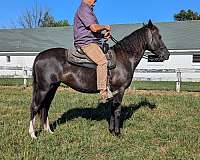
<box><xmin>1</xmin><ymin>78</ymin><xmax>200</xmax><ymax>92</ymax></box>
<box><xmin>0</xmin><ymin>86</ymin><xmax>200</xmax><ymax>160</ymax></box>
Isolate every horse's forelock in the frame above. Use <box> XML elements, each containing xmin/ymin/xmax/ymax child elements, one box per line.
<box><xmin>144</xmin><ymin>24</ymin><xmax>159</xmax><ymax>33</ymax></box>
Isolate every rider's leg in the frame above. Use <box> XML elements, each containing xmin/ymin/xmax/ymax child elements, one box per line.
<box><xmin>81</xmin><ymin>43</ymin><xmax>112</xmax><ymax>101</ymax></box>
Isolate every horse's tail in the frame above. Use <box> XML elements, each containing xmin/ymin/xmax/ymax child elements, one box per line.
<box><xmin>32</xmin><ymin>59</ymin><xmax>37</xmax><ymax>96</ymax></box>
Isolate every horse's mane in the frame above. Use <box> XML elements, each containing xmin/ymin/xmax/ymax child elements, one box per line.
<box><xmin>112</xmin><ymin>26</ymin><xmax>149</xmax><ymax>54</ymax></box>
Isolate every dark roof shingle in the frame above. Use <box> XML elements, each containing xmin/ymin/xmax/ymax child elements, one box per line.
<box><xmin>0</xmin><ymin>21</ymin><xmax>200</xmax><ymax>52</ymax></box>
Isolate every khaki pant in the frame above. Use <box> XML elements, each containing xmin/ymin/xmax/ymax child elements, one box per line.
<box><xmin>81</xmin><ymin>43</ymin><xmax>107</xmax><ymax>90</ymax></box>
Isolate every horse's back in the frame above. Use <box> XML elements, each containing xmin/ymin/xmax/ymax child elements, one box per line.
<box><xmin>35</xmin><ymin>47</ymin><xmax>68</xmax><ymax>62</ymax></box>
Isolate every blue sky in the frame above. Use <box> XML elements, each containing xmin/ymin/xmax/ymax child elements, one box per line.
<box><xmin>1</xmin><ymin>0</ymin><xmax>200</xmax><ymax>28</ymax></box>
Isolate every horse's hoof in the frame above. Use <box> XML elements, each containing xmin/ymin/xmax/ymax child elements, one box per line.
<box><xmin>109</xmin><ymin>129</ymin><xmax>121</xmax><ymax>137</ymax></box>
<box><xmin>44</xmin><ymin>127</ymin><xmax>54</xmax><ymax>134</ymax></box>
<box><xmin>48</xmin><ymin>129</ymin><xmax>54</xmax><ymax>134</ymax></box>
<box><xmin>30</xmin><ymin>133</ymin><xmax>37</xmax><ymax>139</ymax></box>
<box><xmin>114</xmin><ymin>131</ymin><xmax>121</xmax><ymax>137</ymax></box>
<box><xmin>114</xmin><ymin>129</ymin><xmax>121</xmax><ymax>137</ymax></box>
<box><xmin>109</xmin><ymin>129</ymin><xmax>115</xmax><ymax>135</ymax></box>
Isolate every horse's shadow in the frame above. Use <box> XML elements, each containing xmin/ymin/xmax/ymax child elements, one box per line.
<box><xmin>50</xmin><ymin>98</ymin><xmax>156</xmax><ymax>131</ymax></box>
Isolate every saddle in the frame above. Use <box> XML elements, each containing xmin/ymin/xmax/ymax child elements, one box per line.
<box><xmin>66</xmin><ymin>42</ymin><xmax>116</xmax><ymax>70</ymax></box>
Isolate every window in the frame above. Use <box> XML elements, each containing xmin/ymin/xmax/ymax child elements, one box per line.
<box><xmin>192</xmin><ymin>54</ymin><xmax>200</xmax><ymax>63</ymax></box>
<box><xmin>148</xmin><ymin>55</ymin><xmax>163</xmax><ymax>62</ymax></box>
<box><xmin>6</xmin><ymin>56</ymin><xmax>11</xmax><ymax>63</ymax></box>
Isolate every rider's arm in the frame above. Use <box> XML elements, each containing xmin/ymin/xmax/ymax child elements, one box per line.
<box><xmin>90</xmin><ymin>24</ymin><xmax>111</xmax><ymax>33</ymax></box>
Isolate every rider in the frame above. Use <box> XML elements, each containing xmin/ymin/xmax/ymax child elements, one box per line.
<box><xmin>73</xmin><ymin>0</ymin><xmax>112</xmax><ymax>102</ymax></box>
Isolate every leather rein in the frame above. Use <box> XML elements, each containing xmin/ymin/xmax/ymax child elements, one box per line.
<box><xmin>110</xmin><ymin>35</ymin><xmax>148</xmax><ymax>59</ymax></box>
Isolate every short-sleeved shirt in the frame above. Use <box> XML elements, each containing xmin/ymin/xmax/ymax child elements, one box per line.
<box><xmin>73</xmin><ymin>2</ymin><xmax>102</xmax><ymax>47</ymax></box>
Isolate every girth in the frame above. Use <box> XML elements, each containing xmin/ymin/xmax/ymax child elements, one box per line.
<box><xmin>66</xmin><ymin>47</ymin><xmax>116</xmax><ymax>70</ymax></box>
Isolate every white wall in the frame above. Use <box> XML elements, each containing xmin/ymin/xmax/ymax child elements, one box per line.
<box><xmin>135</xmin><ymin>54</ymin><xmax>200</xmax><ymax>81</ymax></box>
<box><xmin>1</xmin><ymin>53</ymin><xmax>200</xmax><ymax>81</ymax></box>
<box><xmin>0</xmin><ymin>56</ymin><xmax>35</xmax><ymax>76</ymax></box>
<box><xmin>0</xmin><ymin>56</ymin><xmax>35</xmax><ymax>67</ymax></box>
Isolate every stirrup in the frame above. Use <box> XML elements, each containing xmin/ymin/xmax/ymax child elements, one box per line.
<box><xmin>107</xmin><ymin>87</ymin><xmax>113</xmax><ymax>99</ymax></box>
<box><xmin>99</xmin><ymin>87</ymin><xmax>113</xmax><ymax>103</ymax></box>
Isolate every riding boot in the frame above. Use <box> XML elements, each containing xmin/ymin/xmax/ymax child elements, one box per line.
<box><xmin>100</xmin><ymin>87</ymin><xmax>113</xmax><ymax>103</ymax></box>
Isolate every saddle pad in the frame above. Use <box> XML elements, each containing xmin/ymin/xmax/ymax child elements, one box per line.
<box><xmin>66</xmin><ymin>49</ymin><xmax>116</xmax><ymax>69</ymax></box>
<box><xmin>67</xmin><ymin>49</ymin><xmax>95</xmax><ymax>64</ymax></box>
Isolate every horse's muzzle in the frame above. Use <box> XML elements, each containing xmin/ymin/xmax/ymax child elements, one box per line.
<box><xmin>159</xmin><ymin>49</ymin><xmax>170</xmax><ymax>61</ymax></box>
<box><xmin>163</xmin><ymin>53</ymin><xmax>170</xmax><ymax>60</ymax></box>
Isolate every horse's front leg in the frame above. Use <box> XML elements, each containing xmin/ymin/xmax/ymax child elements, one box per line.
<box><xmin>109</xmin><ymin>91</ymin><xmax>124</xmax><ymax>136</ymax></box>
<box><xmin>108</xmin><ymin>100</ymin><xmax>115</xmax><ymax>134</ymax></box>
<box><xmin>114</xmin><ymin>102</ymin><xmax>122</xmax><ymax>135</ymax></box>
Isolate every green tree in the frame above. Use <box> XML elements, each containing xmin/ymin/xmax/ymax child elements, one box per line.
<box><xmin>40</xmin><ymin>11</ymin><xmax>55</xmax><ymax>27</ymax></box>
<box><xmin>174</xmin><ymin>9</ymin><xmax>200</xmax><ymax>21</ymax></box>
<box><xmin>15</xmin><ymin>1</ymin><xmax>69</xmax><ymax>28</ymax></box>
<box><xmin>40</xmin><ymin>12</ymin><xmax>69</xmax><ymax>27</ymax></box>
<box><xmin>53</xmin><ymin>20</ymin><xmax>70</xmax><ymax>27</ymax></box>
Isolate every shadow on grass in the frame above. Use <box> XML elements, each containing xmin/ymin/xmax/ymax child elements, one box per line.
<box><xmin>50</xmin><ymin>98</ymin><xmax>156</xmax><ymax>132</ymax></box>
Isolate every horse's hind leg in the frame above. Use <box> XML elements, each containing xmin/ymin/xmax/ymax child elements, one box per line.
<box><xmin>40</xmin><ymin>83</ymin><xmax>60</xmax><ymax>133</ymax></box>
<box><xmin>29</xmin><ymin>87</ymin><xmax>50</xmax><ymax>139</ymax></box>
<box><xmin>29</xmin><ymin>103</ymin><xmax>37</xmax><ymax>139</ymax></box>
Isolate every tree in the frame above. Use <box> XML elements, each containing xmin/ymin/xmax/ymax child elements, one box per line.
<box><xmin>40</xmin><ymin>12</ymin><xmax>69</xmax><ymax>27</ymax></box>
<box><xmin>53</xmin><ymin>20</ymin><xmax>69</xmax><ymax>27</ymax></box>
<box><xmin>18</xmin><ymin>1</ymin><xmax>44</xmax><ymax>28</ymax></box>
<box><xmin>16</xmin><ymin>1</ymin><xmax>69</xmax><ymax>28</ymax></box>
<box><xmin>174</xmin><ymin>9</ymin><xmax>200</xmax><ymax>21</ymax></box>
<box><xmin>40</xmin><ymin>11</ymin><xmax>55</xmax><ymax>27</ymax></box>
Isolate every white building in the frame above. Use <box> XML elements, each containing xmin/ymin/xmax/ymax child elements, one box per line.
<box><xmin>0</xmin><ymin>21</ymin><xmax>200</xmax><ymax>81</ymax></box>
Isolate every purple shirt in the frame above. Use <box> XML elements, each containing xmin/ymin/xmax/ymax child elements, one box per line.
<box><xmin>73</xmin><ymin>2</ymin><xmax>102</xmax><ymax>47</ymax></box>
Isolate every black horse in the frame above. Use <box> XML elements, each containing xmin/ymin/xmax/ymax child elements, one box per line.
<box><xmin>29</xmin><ymin>20</ymin><xmax>170</xmax><ymax>139</ymax></box>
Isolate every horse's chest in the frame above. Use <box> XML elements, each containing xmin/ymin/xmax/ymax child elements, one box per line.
<box><xmin>111</xmin><ymin>67</ymin><xmax>133</xmax><ymax>89</ymax></box>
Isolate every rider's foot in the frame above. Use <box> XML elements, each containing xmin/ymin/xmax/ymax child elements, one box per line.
<box><xmin>100</xmin><ymin>87</ymin><xmax>113</xmax><ymax>103</ymax></box>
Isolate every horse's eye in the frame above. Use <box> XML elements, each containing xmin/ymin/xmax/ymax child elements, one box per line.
<box><xmin>159</xmin><ymin>35</ymin><xmax>162</xmax><ymax>39</ymax></box>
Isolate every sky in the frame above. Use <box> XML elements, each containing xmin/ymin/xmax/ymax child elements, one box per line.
<box><xmin>0</xmin><ymin>0</ymin><xmax>200</xmax><ymax>28</ymax></box>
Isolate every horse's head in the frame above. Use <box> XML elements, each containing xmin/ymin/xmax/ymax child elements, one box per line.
<box><xmin>145</xmin><ymin>20</ymin><xmax>170</xmax><ymax>61</ymax></box>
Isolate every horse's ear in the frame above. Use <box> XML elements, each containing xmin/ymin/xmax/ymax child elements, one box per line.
<box><xmin>148</xmin><ymin>19</ymin><xmax>153</xmax><ymax>28</ymax></box>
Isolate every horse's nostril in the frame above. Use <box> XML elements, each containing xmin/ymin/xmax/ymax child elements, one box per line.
<box><xmin>165</xmin><ymin>54</ymin><xmax>170</xmax><ymax>60</ymax></box>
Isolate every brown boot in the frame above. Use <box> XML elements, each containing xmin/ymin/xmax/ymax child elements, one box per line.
<box><xmin>100</xmin><ymin>87</ymin><xmax>113</xmax><ymax>103</ymax></box>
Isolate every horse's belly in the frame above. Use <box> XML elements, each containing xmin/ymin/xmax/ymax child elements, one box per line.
<box><xmin>61</xmin><ymin>68</ymin><xmax>98</xmax><ymax>93</ymax></box>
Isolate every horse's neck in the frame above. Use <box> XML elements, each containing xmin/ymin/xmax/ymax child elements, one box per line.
<box><xmin>113</xmin><ymin>31</ymin><xmax>147</xmax><ymax>71</ymax></box>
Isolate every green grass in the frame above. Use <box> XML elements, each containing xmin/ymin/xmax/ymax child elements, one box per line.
<box><xmin>0</xmin><ymin>78</ymin><xmax>32</xmax><ymax>86</ymax></box>
<box><xmin>0</xmin><ymin>87</ymin><xmax>200</xmax><ymax>160</ymax></box>
<box><xmin>132</xmin><ymin>81</ymin><xmax>200</xmax><ymax>92</ymax></box>
<box><xmin>1</xmin><ymin>78</ymin><xmax>200</xmax><ymax>92</ymax></box>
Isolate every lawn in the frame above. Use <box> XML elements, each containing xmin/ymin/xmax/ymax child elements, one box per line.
<box><xmin>1</xmin><ymin>78</ymin><xmax>200</xmax><ymax>92</ymax></box>
<box><xmin>0</xmin><ymin>86</ymin><xmax>199</xmax><ymax>159</ymax></box>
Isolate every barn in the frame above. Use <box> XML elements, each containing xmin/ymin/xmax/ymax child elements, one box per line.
<box><xmin>0</xmin><ymin>20</ymin><xmax>200</xmax><ymax>81</ymax></box>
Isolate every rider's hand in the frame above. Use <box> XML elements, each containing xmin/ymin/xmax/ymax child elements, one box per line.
<box><xmin>104</xmin><ymin>31</ymin><xmax>111</xmax><ymax>39</ymax></box>
<box><xmin>104</xmin><ymin>25</ymin><xmax>111</xmax><ymax>31</ymax></box>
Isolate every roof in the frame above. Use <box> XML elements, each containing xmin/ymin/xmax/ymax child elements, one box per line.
<box><xmin>0</xmin><ymin>21</ymin><xmax>200</xmax><ymax>52</ymax></box>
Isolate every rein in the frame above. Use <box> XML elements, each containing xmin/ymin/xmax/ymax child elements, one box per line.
<box><xmin>110</xmin><ymin>35</ymin><xmax>119</xmax><ymax>44</ymax></box>
<box><xmin>110</xmin><ymin>35</ymin><xmax>148</xmax><ymax>59</ymax></box>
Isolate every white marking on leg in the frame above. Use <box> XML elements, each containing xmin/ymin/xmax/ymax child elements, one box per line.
<box><xmin>44</xmin><ymin>117</ymin><xmax>53</xmax><ymax>134</ymax></box>
<box><xmin>29</xmin><ymin>117</ymin><xmax>37</xmax><ymax>139</ymax></box>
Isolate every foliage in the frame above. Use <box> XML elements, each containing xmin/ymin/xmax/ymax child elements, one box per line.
<box><xmin>174</xmin><ymin>9</ymin><xmax>200</xmax><ymax>21</ymax></box>
<box><xmin>16</xmin><ymin>1</ymin><xmax>69</xmax><ymax>28</ymax></box>
<box><xmin>0</xmin><ymin>87</ymin><xmax>200</xmax><ymax>159</ymax></box>
<box><xmin>40</xmin><ymin>11</ymin><xmax>69</xmax><ymax>27</ymax></box>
